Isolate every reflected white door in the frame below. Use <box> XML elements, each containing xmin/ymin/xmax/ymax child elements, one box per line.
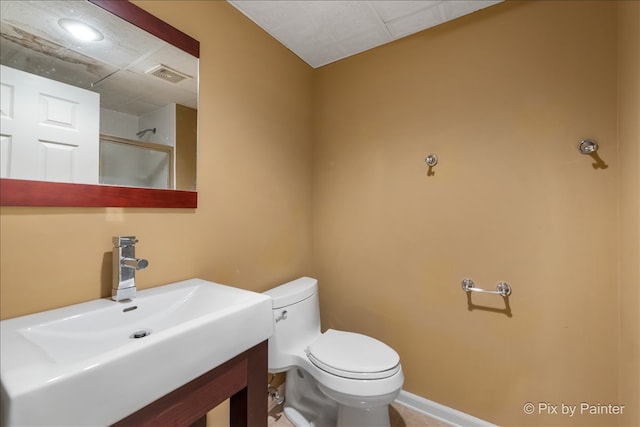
<box><xmin>0</xmin><ymin>65</ymin><xmax>100</xmax><ymax>184</ymax></box>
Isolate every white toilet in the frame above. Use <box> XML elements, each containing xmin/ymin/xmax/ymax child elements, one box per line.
<box><xmin>264</xmin><ymin>277</ymin><xmax>404</xmax><ymax>427</ymax></box>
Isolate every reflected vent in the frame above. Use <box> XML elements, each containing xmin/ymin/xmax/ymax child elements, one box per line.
<box><xmin>146</xmin><ymin>64</ymin><xmax>192</xmax><ymax>84</ymax></box>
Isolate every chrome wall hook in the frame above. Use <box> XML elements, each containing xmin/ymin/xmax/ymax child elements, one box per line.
<box><xmin>578</xmin><ymin>139</ymin><xmax>598</xmax><ymax>154</ymax></box>
<box><xmin>425</xmin><ymin>153</ymin><xmax>438</xmax><ymax>167</ymax></box>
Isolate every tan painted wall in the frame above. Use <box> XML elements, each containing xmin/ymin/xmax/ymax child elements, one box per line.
<box><xmin>618</xmin><ymin>2</ymin><xmax>640</xmax><ymax>426</ymax></box>
<box><xmin>312</xmin><ymin>1</ymin><xmax>623</xmax><ymax>426</ymax></box>
<box><xmin>0</xmin><ymin>1</ymin><xmax>314</xmax><ymax>318</ymax></box>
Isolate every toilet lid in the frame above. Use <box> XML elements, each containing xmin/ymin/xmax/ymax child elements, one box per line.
<box><xmin>306</xmin><ymin>329</ymin><xmax>401</xmax><ymax>380</ymax></box>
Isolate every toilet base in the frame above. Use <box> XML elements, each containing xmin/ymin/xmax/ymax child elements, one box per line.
<box><xmin>284</xmin><ymin>368</ymin><xmax>337</xmax><ymax>427</ymax></box>
<box><xmin>337</xmin><ymin>404</ymin><xmax>391</xmax><ymax>427</ymax></box>
<box><xmin>318</xmin><ymin>382</ymin><xmax>399</xmax><ymax>427</ymax></box>
<box><xmin>282</xmin><ymin>367</ymin><xmax>396</xmax><ymax>427</ymax></box>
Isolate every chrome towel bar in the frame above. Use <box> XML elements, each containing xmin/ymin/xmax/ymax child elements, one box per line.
<box><xmin>461</xmin><ymin>278</ymin><xmax>512</xmax><ymax>297</ymax></box>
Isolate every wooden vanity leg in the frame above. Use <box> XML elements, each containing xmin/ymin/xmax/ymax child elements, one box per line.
<box><xmin>230</xmin><ymin>341</ymin><xmax>268</xmax><ymax>427</ymax></box>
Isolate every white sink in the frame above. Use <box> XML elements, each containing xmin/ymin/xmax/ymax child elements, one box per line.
<box><xmin>0</xmin><ymin>278</ymin><xmax>273</xmax><ymax>426</ymax></box>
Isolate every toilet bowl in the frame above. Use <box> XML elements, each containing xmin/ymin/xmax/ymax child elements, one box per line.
<box><xmin>264</xmin><ymin>277</ymin><xmax>404</xmax><ymax>427</ymax></box>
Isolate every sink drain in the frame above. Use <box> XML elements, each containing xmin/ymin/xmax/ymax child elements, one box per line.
<box><xmin>130</xmin><ymin>329</ymin><xmax>152</xmax><ymax>339</ymax></box>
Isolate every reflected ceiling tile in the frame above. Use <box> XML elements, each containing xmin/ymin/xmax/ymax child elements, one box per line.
<box><xmin>2</xmin><ymin>0</ymin><xmax>198</xmax><ymax>117</ymax></box>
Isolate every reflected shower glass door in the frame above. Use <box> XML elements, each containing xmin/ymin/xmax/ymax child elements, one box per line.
<box><xmin>99</xmin><ymin>136</ymin><xmax>173</xmax><ymax>189</ymax></box>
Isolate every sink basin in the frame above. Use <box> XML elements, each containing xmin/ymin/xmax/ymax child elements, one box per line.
<box><xmin>0</xmin><ymin>278</ymin><xmax>273</xmax><ymax>426</ymax></box>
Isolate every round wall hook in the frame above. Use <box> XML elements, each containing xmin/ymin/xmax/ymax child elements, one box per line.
<box><xmin>425</xmin><ymin>153</ymin><xmax>438</xmax><ymax>167</ymax></box>
<box><xmin>578</xmin><ymin>139</ymin><xmax>598</xmax><ymax>154</ymax></box>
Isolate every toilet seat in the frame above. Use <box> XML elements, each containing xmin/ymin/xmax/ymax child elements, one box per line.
<box><xmin>306</xmin><ymin>329</ymin><xmax>401</xmax><ymax>380</ymax></box>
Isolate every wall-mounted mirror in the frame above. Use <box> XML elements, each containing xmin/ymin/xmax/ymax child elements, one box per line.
<box><xmin>0</xmin><ymin>0</ymin><xmax>198</xmax><ymax>207</ymax></box>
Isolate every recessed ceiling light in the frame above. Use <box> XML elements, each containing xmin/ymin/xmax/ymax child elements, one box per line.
<box><xmin>58</xmin><ymin>18</ymin><xmax>104</xmax><ymax>42</ymax></box>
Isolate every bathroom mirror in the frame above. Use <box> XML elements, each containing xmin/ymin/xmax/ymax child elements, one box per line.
<box><xmin>0</xmin><ymin>0</ymin><xmax>199</xmax><ymax>207</ymax></box>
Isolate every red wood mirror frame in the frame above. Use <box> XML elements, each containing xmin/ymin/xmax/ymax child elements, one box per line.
<box><xmin>0</xmin><ymin>0</ymin><xmax>199</xmax><ymax>208</ymax></box>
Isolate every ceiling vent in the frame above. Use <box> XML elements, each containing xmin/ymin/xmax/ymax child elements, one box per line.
<box><xmin>145</xmin><ymin>64</ymin><xmax>192</xmax><ymax>84</ymax></box>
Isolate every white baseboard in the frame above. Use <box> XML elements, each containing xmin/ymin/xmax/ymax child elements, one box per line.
<box><xmin>395</xmin><ymin>390</ymin><xmax>497</xmax><ymax>427</ymax></box>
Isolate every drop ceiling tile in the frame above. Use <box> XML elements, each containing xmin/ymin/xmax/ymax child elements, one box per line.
<box><xmin>312</xmin><ymin>7</ymin><xmax>383</xmax><ymax>40</ymax></box>
<box><xmin>440</xmin><ymin>0</ymin><xmax>503</xmax><ymax>21</ymax></box>
<box><xmin>228</xmin><ymin>0</ymin><xmax>503</xmax><ymax>68</ymax></box>
<box><xmin>370</xmin><ymin>1</ymin><xmax>439</xmax><ymax>23</ymax></box>
<box><xmin>384</xmin><ymin>3</ymin><xmax>445</xmax><ymax>39</ymax></box>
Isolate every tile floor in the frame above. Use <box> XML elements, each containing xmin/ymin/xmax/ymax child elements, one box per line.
<box><xmin>268</xmin><ymin>401</ymin><xmax>450</xmax><ymax>427</ymax></box>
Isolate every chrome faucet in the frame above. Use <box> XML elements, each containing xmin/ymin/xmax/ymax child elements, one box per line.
<box><xmin>112</xmin><ymin>236</ymin><xmax>148</xmax><ymax>302</ymax></box>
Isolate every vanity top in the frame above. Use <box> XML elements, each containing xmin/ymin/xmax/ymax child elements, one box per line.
<box><xmin>0</xmin><ymin>278</ymin><xmax>273</xmax><ymax>426</ymax></box>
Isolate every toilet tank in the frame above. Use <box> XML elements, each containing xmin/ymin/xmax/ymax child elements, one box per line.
<box><xmin>263</xmin><ymin>277</ymin><xmax>321</xmax><ymax>372</ymax></box>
